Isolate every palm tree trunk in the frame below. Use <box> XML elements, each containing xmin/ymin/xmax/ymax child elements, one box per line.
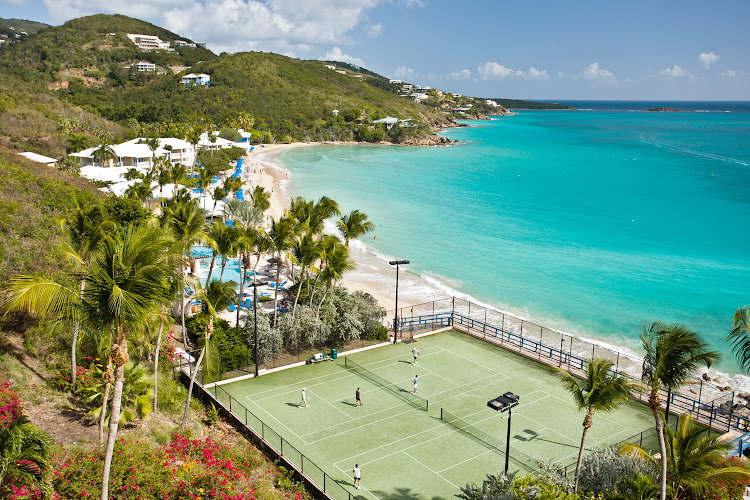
<box><xmin>220</xmin><ymin>257</ymin><xmax>227</xmax><ymax>282</ymax></box>
<box><xmin>182</xmin><ymin>346</ymin><xmax>206</xmax><ymax>428</ymax></box>
<box><xmin>236</xmin><ymin>254</ymin><xmax>246</xmax><ymax>332</ymax></box>
<box><xmin>100</xmin><ymin>336</ymin><xmax>128</xmax><ymax>500</ymax></box>
<box><xmin>181</xmin><ymin>247</ymin><xmax>188</xmax><ymax>348</ymax></box>
<box><xmin>98</xmin><ymin>356</ymin><xmax>113</xmax><ymax>444</ymax></box>
<box><xmin>71</xmin><ymin>279</ymin><xmax>86</xmax><ymax>393</ymax></box>
<box><xmin>574</xmin><ymin>412</ymin><xmax>592</xmax><ymax>493</ymax></box>
<box><xmin>205</xmin><ymin>252</ymin><xmax>217</xmax><ymax>286</ymax></box>
<box><xmin>650</xmin><ymin>390</ymin><xmax>668</xmax><ymax>500</ymax></box>
<box><xmin>153</xmin><ymin>320</ymin><xmax>164</xmax><ymax>413</ymax></box>
<box><xmin>309</xmin><ymin>273</ymin><xmax>321</xmax><ymax>307</ymax></box>
<box><xmin>317</xmin><ymin>283</ymin><xmax>331</xmax><ymax>317</ymax></box>
<box><xmin>291</xmin><ymin>268</ymin><xmax>305</xmax><ymax>320</ymax></box>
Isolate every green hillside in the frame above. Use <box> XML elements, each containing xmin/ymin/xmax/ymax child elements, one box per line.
<box><xmin>0</xmin><ymin>18</ymin><xmax>50</xmax><ymax>36</ymax></box>
<box><xmin>0</xmin><ymin>14</ymin><xmax>215</xmax><ymax>88</ymax></box>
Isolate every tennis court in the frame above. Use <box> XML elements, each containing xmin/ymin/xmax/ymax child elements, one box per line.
<box><xmin>214</xmin><ymin>330</ymin><xmax>655</xmax><ymax>500</ymax></box>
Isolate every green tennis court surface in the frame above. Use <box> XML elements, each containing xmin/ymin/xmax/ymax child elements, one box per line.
<box><xmin>215</xmin><ymin>330</ymin><xmax>654</xmax><ymax>500</ymax></box>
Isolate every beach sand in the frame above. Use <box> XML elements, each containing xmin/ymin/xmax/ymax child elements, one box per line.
<box><xmin>242</xmin><ymin>142</ymin><xmax>423</xmax><ymax>312</ymax></box>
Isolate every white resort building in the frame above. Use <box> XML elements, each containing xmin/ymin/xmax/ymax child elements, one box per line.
<box><xmin>127</xmin><ymin>33</ymin><xmax>173</xmax><ymax>52</ymax></box>
<box><xmin>181</xmin><ymin>73</ymin><xmax>211</xmax><ymax>86</ymax></box>
<box><xmin>71</xmin><ymin>138</ymin><xmax>196</xmax><ymax>168</ymax></box>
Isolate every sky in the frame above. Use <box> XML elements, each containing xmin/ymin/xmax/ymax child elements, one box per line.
<box><xmin>2</xmin><ymin>0</ymin><xmax>749</xmax><ymax>100</ymax></box>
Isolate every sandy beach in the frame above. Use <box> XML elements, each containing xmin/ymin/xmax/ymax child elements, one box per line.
<box><xmin>241</xmin><ymin>142</ymin><xmax>424</xmax><ymax>313</ymax></box>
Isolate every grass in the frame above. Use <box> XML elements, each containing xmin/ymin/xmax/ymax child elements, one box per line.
<box><xmin>213</xmin><ymin>330</ymin><xmax>656</xmax><ymax>500</ymax></box>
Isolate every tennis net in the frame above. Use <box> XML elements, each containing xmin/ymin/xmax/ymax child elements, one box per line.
<box><xmin>344</xmin><ymin>357</ymin><xmax>428</xmax><ymax>411</ymax></box>
<box><xmin>440</xmin><ymin>408</ymin><xmax>538</xmax><ymax>473</ymax></box>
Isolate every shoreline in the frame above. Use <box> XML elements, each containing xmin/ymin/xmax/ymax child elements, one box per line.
<box><xmin>243</xmin><ymin>141</ymin><xmax>750</xmax><ymax>402</ymax></box>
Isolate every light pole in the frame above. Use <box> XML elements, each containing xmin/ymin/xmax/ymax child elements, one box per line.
<box><xmin>247</xmin><ymin>282</ymin><xmax>262</xmax><ymax>377</ymax></box>
<box><xmin>389</xmin><ymin>260</ymin><xmax>409</xmax><ymax>344</ymax></box>
<box><xmin>487</xmin><ymin>392</ymin><xmax>520</xmax><ymax>475</ymax></box>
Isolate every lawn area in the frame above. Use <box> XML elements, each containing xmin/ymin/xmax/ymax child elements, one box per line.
<box><xmin>213</xmin><ymin>330</ymin><xmax>655</xmax><ymax>500</ymax></box>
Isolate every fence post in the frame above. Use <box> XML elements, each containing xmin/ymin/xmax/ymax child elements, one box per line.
<box><xmin>452</xmin><ymin>297</ymin><xmax>455</xmax><ymax>316</ymax></box>
<box><xmin>539</xmin><ymin>328</ymin><xmax>542</xmax><ymax>360</ymax></box>
<box><xmin>559</xmin><ymin>336</ymin><xmax>564</xmax><ymax>367</ymax></box>
<box><xmin>568</xmin><ymin>337</ymin><xmax>573</xmax><ymax>370</ymax></box>
<box><xmin>468</xmin><ymin>302</ymin><xmax>471</xmax><ymax>318</ymax></box>
<box><xmin>729</xmin><ymin>391</ymin><xmax>735</xmax><ymax>432</ymax></box>
<box><xmin>615</xmin><ymin>352</ymin><xmax>620</xmax><ymax>374</ymax></box>
<box><xmin>501</xmin><ymin>314</ymin><xmax>504</xmax><ymax>344</ymax></box>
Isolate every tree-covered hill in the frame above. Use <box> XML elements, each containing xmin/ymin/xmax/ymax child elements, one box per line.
<box><xmin>0</xmin><ymin>18</ymin><xmax>50</xmax><ymax>36</ymax></box>
<box><xmin>55</xmin><ymin>50</ymin><xmax>453</xmax><ymax>136</ymax></box>
<box><xmin>0</xmin><ymin>14</ymin><xmax>215</xmax><ymax>88</ymax></box>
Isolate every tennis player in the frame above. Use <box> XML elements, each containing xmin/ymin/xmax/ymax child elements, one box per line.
<box><xmin>353</xmin><ymin>464</ymin><xmax>361</xmax><ymax>489</ymax></box>
<box><xmin>298</xmin><ymin>388</ymin><xmax>308</xmax><ymax>407</ymax></box>
<box><xmin>355</xmin><ymin>387</ymin><xmax>362</xmax><ymax>406</ymax></box>
<box><xmin>413</xmin><ymin>375</ymin><xmax>418</xmax><ymax>393</ymax></box>
<box><xmin>412</xmin><ymin>348</ymin><xmax>420</xmax><ymax>364</ymax></box>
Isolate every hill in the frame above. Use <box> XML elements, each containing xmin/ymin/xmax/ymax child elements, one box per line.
<box><xmin>0</xmin><ymin>14</ymin><xmax>215</xmax><ymax>89</ymax></box>
<box><xmin>0</xmin><ymin>17</ymin><xmax>50</xmax><ymax>37</ymax></box>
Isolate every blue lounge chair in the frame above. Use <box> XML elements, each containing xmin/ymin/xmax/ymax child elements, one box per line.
<box><xmin>229</xmin><ymin>303</ymin><xmax>236</xmax><ymax>312</ymax></box>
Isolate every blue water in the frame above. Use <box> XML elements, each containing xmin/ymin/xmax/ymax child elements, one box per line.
<box><xmin>276</xmin><ymin>102</ymin><xmax>750</xmax><ymax>371</ymax></box>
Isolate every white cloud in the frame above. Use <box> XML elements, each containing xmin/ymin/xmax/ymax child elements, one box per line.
<box><xmin>582</xmin><ymin>62</ymin><xmax>615</xmax><ymax>81</ymax></box>
<box><xmin>321</xmin><ymin>46</ymin><xmax>365</xmax><ymax>67</ymax></box>
<box><xmin>699</xmin><ymin>51</ymin><xmax>719</xmax><ymax>69</ymax></box>
<box><xmin>393</xmin><ymin>66</ymin><xmax>415</xmax><ymax>79</ymax></box>
<box><xmin>41</xmin><ymin>0</ymin><xmax>381</xmax><ymax>54</ymax></box>
<box><xmin>477</xmin><ymin>62</ymin><xmax>550</xmax><ymax>81</ymax></box>
<box><xmin>526</xmin><ymin>67</ymin><xmax>549</xmax><ymax>80</ymax></box>
<box><xmin>477</xmin><ymin>61</ymin><xmax>514</xmax><ymax>79</ymax></box>
<box><xmin>367</xmin><ymin>23</ymin><xmax>383</xmax><ymax>38</ymax></box>
<box><xmin>447</xmin><ymin>69</ymin><xmax>471</xmax><ymax>80</ymax></box>
<box><xmin>557</xmin><ymin>71</ymin><xmax>565</xmax><ymax>79</ymax></box>
<box><xmin>722</xmin><ymin>69</ymin><xmax>738</xmax><ymax>78</ymax></box>
<box><xmin>661</xmin><ymin>64</ymin><xmax>686</xmax><ymax>77</ymax></box>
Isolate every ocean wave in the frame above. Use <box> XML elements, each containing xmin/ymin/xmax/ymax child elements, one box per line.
<box><xmin>640</xmin><ymin>136</ymin><xmax>750</xmax><ymax>167</ymax></box>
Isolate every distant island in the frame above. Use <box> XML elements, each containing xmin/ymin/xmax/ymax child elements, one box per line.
<box><xmin>647</xmin><ymin>107</ymin><xmax>688</xmax><ymax>112</ymax></box>
<box><xmin>488</xmin><ymin>98</ymin><xmax>574</xmax><ymax>110</ymax></box>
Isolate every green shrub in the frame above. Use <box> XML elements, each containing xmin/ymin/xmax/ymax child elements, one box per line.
<box><xmin>203</xmin><ymin>403</ymin><xmax>219</xmax><ymax>426</ymax></box>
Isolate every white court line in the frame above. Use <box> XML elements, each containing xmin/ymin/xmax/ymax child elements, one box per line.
<box><xmin>307</xmin><ymin>388</ymin><xmax>354</xmax><ymax>421</ymax></box>
<box><xmin>334</xmin><ymin>463</ymin><xmax>380</xmax><ymax>500</ymax></box>
<box><xmin>244</xmin><ymin>346</ymin><xmax>446</xmax><ymax>401</ymax></box>
<box><xmin>437</xmin><ymin>449</ymin><xmax>494</xmax><ymax>473</ymax></box>
<box><xmin>402</xmin><ymin>451</ymin><xmax>460</xmax><ymax>489</ymax></box>
<box><xmin>241</xmin><ymin>398</ymin><xmax>309</xmax><ymax>444</ymax></box>
<box><xmin>305</xmin><ymin>374</ymin><xmax>514</xmax><ymax>443</ymax></box>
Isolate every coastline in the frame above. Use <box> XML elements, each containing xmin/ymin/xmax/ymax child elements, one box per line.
<box><xmin>244</xmin><ymin>140</ymin><xmax>750</xmax><ymax>404</ymax></box>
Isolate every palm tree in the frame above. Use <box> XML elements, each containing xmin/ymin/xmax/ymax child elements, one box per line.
<box><xmin>309</xmin><ymin>196</ymin><xmax>340</xmax><ymax>235</ymax></box>
<box><xmin>337</xmin><ymin>209</ymin><xmax>375</xmax><ymax>246</ymax></box>
<box><xmin>185</xmin><ymin>125</ymin><xmax>204</xmax><ymax>175</ymax></box>
<box><xmin>611</xmin><ymin>473</ymin><xmax>658</xmax><ymax>500</ymax></box>
<box><xmin>725</xmin><ymin>306</ymin><xmax>750</xmax><ymax>372</ymax></box>
<box><xmin>223</xmin><ymin>177</ymin><xmax>243</xmax><ymax>200</ymax></box>
<box><xmin>65</xmin><ymin>132</ymin><xmax>88</xmax><ymax>154</ymax></box>
<box><xmin>623</xmin><ymin>413</ymin><xmax>750</xmax><ymax>500</ymax></box>
<box><xmin>216</xmin><ymin>225</ymin><xmax>238</xmax><ymax>283</ymax></box>
<box><xmin>125</xmin><ymin>181</ymin><xmax>152</xmax><ymax>207</ymax></box>
<box><xmin>181</xmin><ymin>284</ymin><xmax>221</xmax><ymax>428</ymax></box>
<box><xmin>251</xmin><ymin>185</ymin><xmax>271</xmax><ymax>213</ymax></box>
<box><xmin>138</xmin><ymin>135</ymin><xmax>161</xmax><ymax>170</ymax></box>
<box><xmin>0</xmin><ymin>416</ymin><xmax>53</xmax><ymax>498</ymax></box>
<box><xmin>316</xmin><ymin>243</ymin><xmax>354</xmax><ymax>315</ymax></box>
<box><xmin>93</xmin><ymin>142</ymin><xmax>116</xmax><ymax>167</ymax></box>
<box><xmin>553</xmin><ymin>358</ymin><xmax>641</xmax><ymax>492</ymax></box>
<box><xmin>308</xmin><ymin>235</ymin><xmax>340</xmax><ymax>307</ymax></box>
<box><xmin>203</xmin><ymin>221</ymin><xmax>223</xmax><ymax>286</ymax></box>
<box><xmin>171</xmin><ymin>163</ymin><xmax>188</xmax><ymax>196</ymax></box>
<box><xmin>3</xmin><ymin>224</ymin><xmax>173</xmax><ymax>500</ymax></box>
<box><xmin>640</xmin><ymin>321</ymin><xmax>720</xmax><ymax>500</ymax></box>
<box><xmin>267</xmin><ymin>217</ymin><xmax>296</xmax><ymax>325</ymax></box>
<box><xmin>290</xmin><ymin>233</ymin><xmax>321</xmax><ymax>320</ymax></box>
<box><xmin>57</xmin><ymin>202</ymin><xmax>112</xmax><ymax>392</ymax></box>
<box><xmin>211</xmin><ymin>186</ymin><xmax>227</xmax><ymax>218</ymax></box>
<box><xmin>164</xmin><ymin>199</ymin><xmax>206</xmax><ymax>348</ymax></box>
<box><xmin>224</xmin><ymin>198</ymin><xmax>263</xmax><ymax>228</ymax></box>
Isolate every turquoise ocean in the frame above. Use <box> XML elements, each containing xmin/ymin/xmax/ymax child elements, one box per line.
<box><xmin>266</xmin><ymin>101</ymin><xmax>750</xmax><ymax>375</ymax></box>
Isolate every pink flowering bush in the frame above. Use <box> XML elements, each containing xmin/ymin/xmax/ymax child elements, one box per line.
<box><xmin>0</xmin><ymin>380</ymin><xmax>23</xmax><ymax>427</ymax></box>
<box><xmin>53</xmin><ymin>431</ymin><xmax>306</xmax><ymax>500</ymax></box>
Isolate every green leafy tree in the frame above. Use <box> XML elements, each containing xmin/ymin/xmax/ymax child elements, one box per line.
<box><xmin>552</xmin><ymin>358</ymin><xmax>641</xmax><ymax>492</ymax></box>
<box><xmin>0</xmin><ymin>417</ymin><xmax>53</xmax><ymax>499</ymax></box>
<box><xmin>267</xmin><ymin>217</ymin><xmax>296</xmax><ymax>325</ymax></box>
<box><xmin>93</xmin><ymin>142</ymin><xmax>117</xmax><ymax>167</ymax></box>
<box><xmin>726</xmin><ymin>306</ymin><xmax>750</xmax><ymax>372</ymax></box>
<box><xmin>337</xmin><ymin>209</ymin><xmax>375</xmax><ymax>246</ymax></box>
<box><xmin>622</xmin><ymin>413</ymin><xmax>750</xmax><ymax>500</ymax></box>
<box><xmin>164</xmin><ymin>198</ymin><xmax>206</xmax><ymax>347</ymax></box>
<box><xmin>640</xmin><ymin>321</ymin><xmax>720</xmax><ymax>500</ymax></box>
<box><xmin>251</xmin><ymin>185</ymin><xmax>271</xmax><ymax>213</ymax></box>
<box><xmin>290</xmin><ymin>233</ymin><xmax>321</xmax><ymax>320</ymax></box>
<box><xmin>65</xmin><ymin>132</ymin><xmax>89</xmax><ymax>154</ymax></box>
<box><xmin>610</xmin><ymin>473</ymin><xmax>659</xmax><ymax>500</ymax></box>
<box><xmin>83</xmin><ymin>361</ymin><xmax>154</xmax><ymax>424</ymax></box>
<box><xmin>316</xmin><ymin>243</ymin><xmax>353</xmax><ymax>316</ymax></box>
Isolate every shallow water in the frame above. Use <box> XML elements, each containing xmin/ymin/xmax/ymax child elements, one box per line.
<box><xmin>275</xmin><ymin>103</ymin><xmax>750</xmax><ymax>373</ymax></box>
